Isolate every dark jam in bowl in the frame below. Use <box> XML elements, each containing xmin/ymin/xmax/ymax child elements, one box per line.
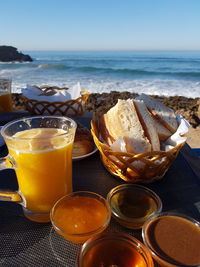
<box><xmin>78</xmin><ymin>232</ymin><xmax>154</xmax><ymax>267</ymax></box>
<box><xmin>143</xmin><ymin>213</ymin><xmax>200</xmax><ymax>267</ymax></box>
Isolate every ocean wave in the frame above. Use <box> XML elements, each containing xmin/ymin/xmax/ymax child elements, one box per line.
<box><xmin>0</xmin><ymin>62</ymin><xmax>68</xmax><ymax>70</ymax></box>
<box><xmin>0</xmin><ymin>61</ymin><xmax>31</xmax><ymax>64</ymax></box>
<box><xmin>0</xmin><ymin>68</ymin><xmax>25</xmax><ymax>75</ymax></box>
<box><xmin>37</xmin><ymin>64</ymin><xmax>70</xmax><ymax>70</ymax></box>
<box><xmin>1</xmin><ymin>61</ymin><xmax>200</xmax><ymax>78</ymax></box>
<box><xmin>75</xmin><ymin>66</ymin><xmax>200</xmax><ymax>78</ymax></box>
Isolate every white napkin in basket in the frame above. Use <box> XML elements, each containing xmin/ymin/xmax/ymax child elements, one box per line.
<box><xmin>21</xmin><ymin>82</ymin><xmax>82</xmax><ymax>102</ymax></box>
<box><xmin>164</xmin><ymin>115</ymin><xmax>190</xmax><ymax>151</ymax></box>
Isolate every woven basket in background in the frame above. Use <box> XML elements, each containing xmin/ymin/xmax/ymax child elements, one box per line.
<box><xmin>22</xmin><ymin>86</ymin><xmax>89</xmax><ymax>116</ymax></box>
<box><xmin>91</xmin><ymin>119</ymin><xmax>185</xmax><ymax>183</ymax></box>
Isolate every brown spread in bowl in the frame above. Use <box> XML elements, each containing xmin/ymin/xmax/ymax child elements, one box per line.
<box><xmin>142</xmin><ymin>213</ymin><xmax>200</xmax><ymax>267</ymax></box>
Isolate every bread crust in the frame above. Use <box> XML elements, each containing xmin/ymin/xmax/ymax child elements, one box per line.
<box><xmin>152</xmin><ymin>117</ymin><xmax>171</xmax><ymax>141</ymax></box>
<box><xmin>99</xmin><ymin>114</ymin><xmax>116</xmax><ymax>145</ymax></box>
<box><xmin>136</xmin><ymin>93</ymin><xmax>178</xmax><ymax>133</ymax></box>
<box><xmin>134</xmin><ymin>100</ymin><xmax>160</xmax><ymax>151</ymax></box>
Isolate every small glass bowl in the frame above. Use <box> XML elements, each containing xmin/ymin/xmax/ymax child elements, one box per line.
<box><xmin>107</xmin><ymin>184</ymin><xmax>162</xmax><ymax>229</ymax></box>
<box><xmin>77</xmin><ymin>232</ymin><xmax>154</xmax><ymax>267</ymax></box>
<box><xmin>142</xmin><ymin>212</ymin><xmax>200</xmax><ymax>267</ymax></box>
<box><xmin>50</xmin><ymin>191</ymin><xmax>111</xmax><ymax>244</ymax></box>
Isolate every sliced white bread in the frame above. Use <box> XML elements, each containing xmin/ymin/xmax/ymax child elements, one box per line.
<box><xmin>136</xmin><ymin>93</ymin><xmax>178</xmax><ymax>133</ymax></box>
<box><xmin>152</xmin><ymin>117</ymin><xmax>172</xmax><ymax>141</ymax></box>
<box><xmin>134</xmin><ymin>100</ymin><xmax>160</xmax><ymax>151</ymax></box>
<box><xmin>99</xmin><ymin>99</ymin><xmax>151</xmax><ymax>154</ymax></box>
<box><xmin>99</xmin><ymin>113</ymin><xmax>116</xmax><ymax>146</ymax></box>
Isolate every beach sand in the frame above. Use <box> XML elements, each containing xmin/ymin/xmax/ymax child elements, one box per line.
<box><xmin>12</xmin><ymin>92</ymin><xmax>200</xmax><ymax>148</ymax></box>
<box><xmin>186</xmin><ymin>126</ymin><xmax>200</xmax><ymax>148</ymax></box>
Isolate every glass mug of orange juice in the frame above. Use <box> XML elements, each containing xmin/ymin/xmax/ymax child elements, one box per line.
<box><xmin>0</xmin><ymin>116</ymin><xmax>77</xmax><ymax>222</ymax></box>
<box><xmin>0</xmin><ymin>78</ymin><xmax>12</xmax><ymax>113</ymax></box>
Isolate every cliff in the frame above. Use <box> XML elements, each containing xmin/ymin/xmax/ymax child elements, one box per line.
<box><xmin>0</xmin><ymin>45</ymin><xmax>33</xmax><ymax>62</ymax></box>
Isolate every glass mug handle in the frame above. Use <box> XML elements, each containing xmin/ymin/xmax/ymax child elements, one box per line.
<box><xmin>0</xmin><ymin>155</ymin><xmax>22</xmax><ymax>203</ymax></box>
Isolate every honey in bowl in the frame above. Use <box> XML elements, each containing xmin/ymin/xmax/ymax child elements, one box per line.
<box><xmin>107</xmin><ymin>184</ymin><xmax>162</xmax><ymax>229</ymax></box>
<box><xmin>78</xmin><ymin>232</ymin><xmax>154</xmax><ymax>267</ymax></box>
<box><xmin>142</xmin><ymin>212</ymin><xmax>200</xmax><ymax>267</ymax></box>
<box><xmin>50</xmin><ymin>191</ymin><xmax>111</xmax><ymax>244</ymax></box>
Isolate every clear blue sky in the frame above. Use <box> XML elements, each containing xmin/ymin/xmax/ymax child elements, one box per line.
<box><xmin>1</xmin><ymin>0</ymin><xmax>200</xmax><ymax>51</ymax></box>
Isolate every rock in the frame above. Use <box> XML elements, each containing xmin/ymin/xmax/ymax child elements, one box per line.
<box><xmin>0</xmin><ymin>45</ymin><xmax>33</xmax><ymax>62</ymax></box>
<box><xmin>197</xmin><ymin>99</ymin><xmax>200</xmax><ymax>119</ymax></box>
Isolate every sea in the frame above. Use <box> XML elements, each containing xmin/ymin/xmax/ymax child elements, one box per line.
<box><xmin>0</xmin><ymin>50</ymin><xmax>200</xmax><ymax>98</ymax></box>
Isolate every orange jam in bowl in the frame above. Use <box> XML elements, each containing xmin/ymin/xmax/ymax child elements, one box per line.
<box><xmin>77</xmin><ymin>232</ymin><xmax>154</xmax><ymax>267</ymax></box>
<box><xmin>50</xmin><ymin>191</ymin><xmax>111</xmax><ymax>243</ymax></box>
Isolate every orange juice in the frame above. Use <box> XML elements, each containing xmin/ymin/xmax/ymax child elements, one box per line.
<box><xmin>0</xmin><ymin>93</ymin><xmax>12</xmax><ymax>113</ymax></box>
<box><xmin>8</xmin><ymin>128</ymin><xmax>73</xmax><ymax>221</ymax></box>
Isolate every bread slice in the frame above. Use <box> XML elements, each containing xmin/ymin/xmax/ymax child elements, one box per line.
<box><xmin>152</xmin><ymin>117</ymin><xmax>171</xmax><ymax>141</ymax></box>
<box><xmin>134</xmin><ymin>100</ymin><xmax>160</xmax><ymax>151</ymax></box>
<box><xmin>99</xmin><ymin>114</ymin><xmax>116</xmax><ymax>146</ymax></box>
<box><xmin>99</xmin><ymin>99</ymin><xmax>151</xmax><ymax>154</ymax></box>
<box><xmin>136</xmin><ymin>93</ymin><xmax>178</xmax><ymax>133</ymax></box>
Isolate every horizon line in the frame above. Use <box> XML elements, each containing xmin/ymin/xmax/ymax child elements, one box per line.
<box><xmin>22</xmin><ymin>48</ymin><xmax>200</xmax><ymax>52</ymax></box>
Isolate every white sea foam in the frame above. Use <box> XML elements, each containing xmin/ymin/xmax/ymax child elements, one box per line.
<box><xmin>0</xmin><ymin>69</ymin><xmax>20</xmax><ymax>75</ymax></box>
<box><xmin>11</xmin><ymin>78</ymin><xmax>200</xmax><ymax>98</ymax></box>
<box><xmin>77</xmin><ymin>78</ymin><xmax>199</xmax><ymax>98</ymax></box>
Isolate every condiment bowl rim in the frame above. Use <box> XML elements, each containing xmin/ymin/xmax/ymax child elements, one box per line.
<box><xmin>142</xmin><ymin>211</ymin><xmax>200</xmax><ymax>267</ymax></box>
<box><xmin>77</xmin><ymin>231</ymin><xmax>154</xmax><ymax>267</ymax></box>
<box><xmin>50</xmin><ymin>191</ymin><xmax>111</xmax><ymax>238</ymax></box>
<box><xmin>107</xmin><ymin>183</ymin><xmax>162</xmax><ymax>223</ymax></box>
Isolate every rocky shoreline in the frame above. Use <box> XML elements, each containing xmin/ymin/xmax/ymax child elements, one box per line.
<box><xmin>12</xmin><ymin>92</ymin><xmax>200</xmax><ymax>128</ymax></box>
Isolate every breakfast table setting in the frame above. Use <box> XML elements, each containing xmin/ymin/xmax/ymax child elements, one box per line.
<box><xmin>0</xmin><ymin>84</ymin><xmax>200</xmax><ymax>267</ymax></box>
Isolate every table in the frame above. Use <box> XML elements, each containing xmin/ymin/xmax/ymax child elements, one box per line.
<box><xmin>0</xmin><ymin>113</ymin><xmax>200</xmax><ymax>267</ymax></box>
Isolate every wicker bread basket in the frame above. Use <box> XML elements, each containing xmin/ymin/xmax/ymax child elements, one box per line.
<box><xmin>91</xmin><ymin>119</ymin><xmax>185</xmax><ymax>183</ymax></box>
<box><xmin>22</xmin><ymin>86</ymin><xmax>89</xmax><ymax>116</ymax></box>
